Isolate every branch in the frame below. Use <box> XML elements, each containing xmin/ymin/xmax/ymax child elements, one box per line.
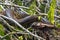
<box><xmin>0</xmin><ymin>17</ymin><xmax>24</xmax><ymax>32</ymax></box>
<box><xmin>0</xmin><ymin>15</ymin><xmax>45</xmax><ymax>40</ymax></box>
<box><xmin>36</xmin><ymin>9</ymin><xmax>60</xmax><ymax>19</ymax></box>
<box><xmin>0</xmin><ymin>17</ymin><xmax>30</xmax><ymax>39</ymax></box>
<box><xmin>1</xmin><ymin>31</ymin><xmax>29</xmax><ymax>39</ymax></box>
<box><xmin>0</xmin><ymin>3</ymin><xmax>29</xmax><ymax>9</ymax></box>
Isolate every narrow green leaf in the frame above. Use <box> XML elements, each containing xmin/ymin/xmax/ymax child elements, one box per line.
<box><xmin>47</xmin><ymin>0</ymin><xmax>56</xmax><ymax>24</ymax></box>
<box><xmin>24</xmin><ymin>0</ymin><xmax>36</xmax><ymax>15</ymax></box>
<box><xmin>0</xmin><ymin>5</ymin><xmax>3</xmax><ymax>12</ymax></box>
<box><xmin>0</xmin><ymin>24</ymin><xmax>5</xmax><ymax>36</ymax></box>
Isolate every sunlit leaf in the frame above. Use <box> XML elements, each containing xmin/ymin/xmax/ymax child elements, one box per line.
<box><xmin>0</xmin><ymin>5</ymin><xmax>3</xmax><ymax>12</ymax></box>
<box><xmin>0</xmin><ymin>24</ymin><xmax>5</xmax><ymax>36</ymax></box>
<box><xmin>19</xmin><ymin>36</ymin><xmax>23</xmax><ymax>40</ymax></box>
<box><xmin>47</xmin><ymin>0</ymin><xmax>56</xmax><ymax>24</ymax></box>
<box><xmin>38</xmin><ymin>16</ymin><xmax>41</xmax><ymax>21</ymax></box>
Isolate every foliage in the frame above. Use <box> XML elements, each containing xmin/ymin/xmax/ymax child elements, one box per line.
<box><xmin>0</xmin><ymin>5</ymin><xmax>3</xmax><ymax>12</ymax></box>
<box><xmin>0</xmin><ymin>24</ymin><xmax>5</xmax><ymax>36</ymax></box>
<box><xmin>14</xmin><ymin>0</ymin><xmax>22</xmax><ymax>6</ymax></box>
<box><xmin>39</xmin><ymin>3</ymin><xmax>46</xmax><ymax>13</ymax></box>
<box><xmin>0</xmin><ymin>0</ymin><xmax>60</xmax><ymax>40</ymax></box>
<box><xmin>19</xmin><ymin>36</ymin><xmax>23</xmax><ymax>40</ymax></box>
<box><xmin>47</xmin><ymin>0</ymin><xmax>56</xmax><ymax>24</ymax></box>
<box><xmin>24</xmin><ymin>0</ymin><xmax>36</xmax><ymax>15</ymax></box>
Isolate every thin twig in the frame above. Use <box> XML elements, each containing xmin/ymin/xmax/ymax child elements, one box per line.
<box><xmin>0</xmin><ymin>3</ymin><xmax>29</xmax><ymax>9</ymax></box>
<box><xmin>0</xmin><ymin>17</ymin><xmax>21</xmax><ymax>32</ymax></box>
<box><xmin>36</xmin><ymin>9</ymin><xmax>60</xmax><ymax>19</ymax></box>
<box><xmin>0</xmin><ymin>14</ymin><xmax>45</xmax><ymax>40</ymax></box>
<box><xmin>1</xmin><ymin>31</ymin><xmax>29</xmax><ymax>39</ymax></box>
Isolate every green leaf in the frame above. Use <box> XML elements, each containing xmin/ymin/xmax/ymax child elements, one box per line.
<box><xmin>14</xmin><ymin>0</ymin><xmax>22</xmax><ymax>6</ymax></box>
<box><xmin>47</xmin><ymin>0</ymin><xmax>56</xmax><ymax>24</ymax></box>
<box><xmin>55</xmin><ymin>22</ymin><xmax>60</xmax><ymax>28</ymax></box>
<box><xmin>0</xmin><ymin>24</ymin><xmax>5</xmax><ymax>36</ymax></box>
<box><xmin>40</xmin><ymin>3</ymin><xmax>46</xmax><ymax>13</ymax></box>
<box><xmin>56</xmin><ymin>24</ymin><xmax>60</xmax><ymax>28</ymax></box>
<box><xmin>0</xmin><ymin>5</ymin><xmax>3</xmax><ymax>12</ymax></box>
<box><xmin>24</xmin><ymin>0</ymin><xmax>36</xmax><ymax>15</ymax></box>
<box><xmin>38</xmin><ymin>16</ymin><xmax>41</xmax><ymax>21</ymax></box>
<box><xmin>19</xmin><ymin>36</ymin><xmax>23</xmax><ymax>40</ymax></box>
